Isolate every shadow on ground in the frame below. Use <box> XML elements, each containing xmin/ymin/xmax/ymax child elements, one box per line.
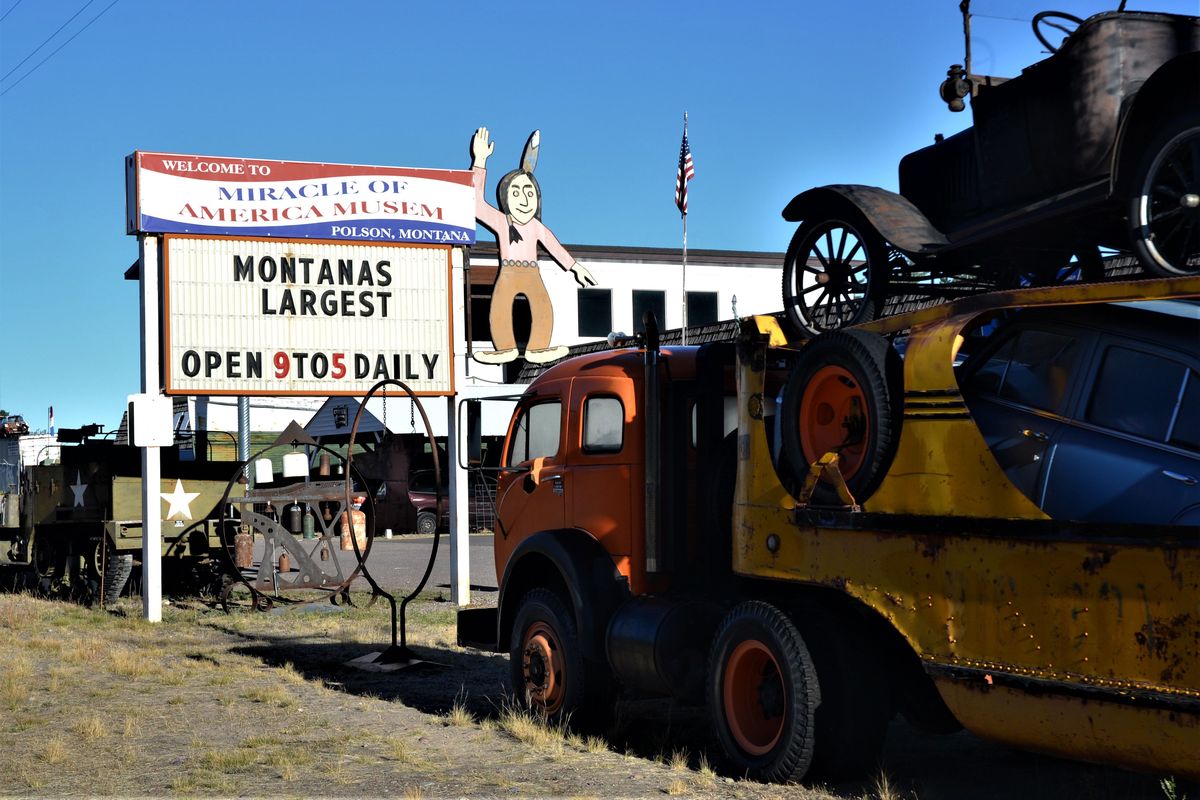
<box><xmin>222</xmin><ymin>631</ymin><xmax>1192</xmax><ymax>800</ymax></box>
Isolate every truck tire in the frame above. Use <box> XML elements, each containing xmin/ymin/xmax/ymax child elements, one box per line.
<box><xmin>707</xmin><ymin>601</ymin><xmax>819</xmax><ymax>783</ymax></box>
<box><xmin>1129</xmin><ymin>110</ymin><xmax>1200</xmax><ymax>276</ymax></box>
<box><xmin>780</xmin><ymin>329</ymin><xmax>903</xmax><ymax>505</ymax></box>
<box><xmin>510</xmin><ymin>588</ymin><xmax>609</xmax><ymax>727</ymax></box>
<box><xmin>103</xmin><ymin>553</ymin><xmax>133</xmax><ymax>607</ymax></box>
<box><xmin>416</xmin><ymin>511</ymin><xmax>438</xmax><ymax>535</ymax></box>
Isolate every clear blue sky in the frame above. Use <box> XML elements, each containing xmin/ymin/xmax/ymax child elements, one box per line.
<box><xmin>1</xmin><ymin>0</ymin><xmax>1195</xmax><ymax>430</ymax></box>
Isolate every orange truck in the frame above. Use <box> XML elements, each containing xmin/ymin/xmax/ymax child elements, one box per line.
<box><xmin>457</xmin><ymin>277</ymin><xmax>1200</xmax><ymax>783</ymax></box>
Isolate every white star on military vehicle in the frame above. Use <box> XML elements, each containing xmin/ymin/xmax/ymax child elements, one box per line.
<box><xmin>160</xmin><ymin>479</ymin><xmax>200</xmax><ymax>520</ymax></box>
<box><xmin>70</xmin><ymin>471</ymin><xmax>87</xmax><ymax>507</ymax></box>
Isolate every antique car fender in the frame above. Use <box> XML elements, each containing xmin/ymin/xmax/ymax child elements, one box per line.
<box><xmin>495</xmin><ymin>529</ymin><xmax>631</xmax><ymax>660</ymax></box>
<box><xmin>781</xmin><ymin>184</ymin><xmax>949</xmax><ymax>256</ymax></box>
<box><xmin>1110</xmin><ymin>51</ymin><xmax>1200</xmax><ymax>195</ymax></box>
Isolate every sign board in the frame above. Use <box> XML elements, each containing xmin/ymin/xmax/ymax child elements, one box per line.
<box><xmin>126</xmin><ymin>151</ymin><xmax>475</xmax><ymax>245</ymax></box>
<box><xmin>162</xmin><ymin>235</ymin><xmax>453</xmax><ymax>396</ymax></box>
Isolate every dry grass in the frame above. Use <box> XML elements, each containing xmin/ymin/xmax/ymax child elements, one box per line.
<box><xmin>73</xmin><ymin>714</ymin><xmax>106</xmax><ymax>740</ymax></box>
<box><xmin>669</xmin><ymin>748</ymin><xmax>690</xmax><ymax>771</ymax></box>
<box><xmin>241</xmin><ymin>685</ymin><xmax>297</xmax><ymax>707</ymax></box>
<box><xmin>866</xmin><ymin>771</ymin><xmax>911</xmax><ymax>800</ymax></box>
<box><xmin>584</xmin><ymin>735</ymin><xmax>609</xmax><ymax>754</ymax></box>
<box><xmin>199</xmin><ymin>748</ymin><xmax>260</xmax><ymax>773</ymax></box>
<box><xmin>666</xmin><ymin>777</ymin><xmax>689</xmax><ymax>796</ymax></box>
<box><xmin>39</xmin><ymin>737</ymin><xmax>68</xmax><ymax>765</ymax></box>
<box><xmin>497</xmin><ymin>704</ymin><xmax>569</xmax><ymax>755</ymax></box>
<box><xmin>440</xmin><ymin>700</ymin><xmax>475</xmax><ymax>727</ymax></box>
<box><xmin>697</xmin><ymin>752</ymin><xmax>716</xmax><ymax>781</ymax></box>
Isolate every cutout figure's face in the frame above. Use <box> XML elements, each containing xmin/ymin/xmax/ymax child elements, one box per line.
<box><xmin>507</xmin><ymin>174</ymin><xmax>538</xmax><ymax>225</ymax></box>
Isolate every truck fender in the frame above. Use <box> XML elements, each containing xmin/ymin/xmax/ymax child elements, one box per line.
<box><xmin>781</xmin><ymin>184</ymin><xmax>948</xmax><ymax>256</ymax></box>
<box><xmin>497</xmin><ymin>529</ymin><xmax>631</xmax><ymax>662</ymax></box>
<box><xmin>1111</xmin><ymin>51</ymin><xmax>1200</xmax><ymax>195</ymax></box>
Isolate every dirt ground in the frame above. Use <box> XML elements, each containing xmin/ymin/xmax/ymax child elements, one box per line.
<box><xmin>0</xmin><ymin>585</ymin><xmax>1192</xmax><ymax>800</ymax></box>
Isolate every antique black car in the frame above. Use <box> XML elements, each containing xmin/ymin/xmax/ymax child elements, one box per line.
<box><xmin>781</xmin><ymin>3</ymin><xmax>1200</xmax><ymax>335</ymax></box>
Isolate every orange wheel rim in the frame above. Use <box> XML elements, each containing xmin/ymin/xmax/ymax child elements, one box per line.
<box><xmin>522</xmin><ymin>622</ymin><xmax>564</xmax><ymax>714</ymax></box>
<box><xmin>799</xmin><ymin>364</ymin><xmax>869</xmax><ymax>479</ymax></box>
<box><xmin>723</xmin><ymin>640</ymin><xmax>786</xmax><ymax>756</ymax></box>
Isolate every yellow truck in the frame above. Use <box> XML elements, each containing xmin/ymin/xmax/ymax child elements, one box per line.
<box><xmin>458</xmin><ymin>276</ymin><xmax>1200</xmax><ymax>782</ymax></box>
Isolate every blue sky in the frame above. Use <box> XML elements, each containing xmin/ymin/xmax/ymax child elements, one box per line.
<box><xmin>1</xmin><ymin>0</ymin><xmax>1195</xmax><ymax>429</ymax></box>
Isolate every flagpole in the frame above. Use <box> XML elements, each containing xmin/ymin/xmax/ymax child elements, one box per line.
<box><xmin>681</xmin><ymin>111</ymin><xmax>688</xmax><ymax>346</ymax></box>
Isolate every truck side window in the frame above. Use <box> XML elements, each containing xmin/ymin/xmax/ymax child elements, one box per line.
<box><xmin>1087</xmin><ymin>346</ymin><xmax>1186</xmax><ymax>442</ymax></box>
<box><xmin>583</xmin><ymin>396</ymin><xmax>623</xmax><ymax>454</ymax></box>
<box><xmin>508</xmin><ymin>401</ymin><xmax>562</xmax><ymax>466</ymax></box>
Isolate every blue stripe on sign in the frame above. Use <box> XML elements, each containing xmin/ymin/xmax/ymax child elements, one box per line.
<box><xmin>138</xmin><ymin>215</ymin><xmax>477</xmax><ymax>244</ymax></box>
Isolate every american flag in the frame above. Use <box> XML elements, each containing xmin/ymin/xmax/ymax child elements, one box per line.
<box><xmin>675</xmin><ymin>129</ymin><xmax>695</xmax><ymax>215</ymax></box>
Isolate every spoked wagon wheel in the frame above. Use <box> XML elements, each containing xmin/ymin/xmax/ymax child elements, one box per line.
<box><xmin>782</xmin><ymin>218</ymin><xmax>890</xmax><ymax>338</ymax></box>
<box><xmin>1130</xmin><ymin>111</ymin><xmax>1200</xmax><ymax>276</ymax></box>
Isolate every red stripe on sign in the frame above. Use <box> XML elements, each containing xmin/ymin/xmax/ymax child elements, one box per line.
<box><xmin>136</xmin><ymin>152</ymin><xmax>473</xmax><ymax>185</ymax></box>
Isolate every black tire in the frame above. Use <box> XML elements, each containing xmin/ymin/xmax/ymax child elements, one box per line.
<box><xmin>103</xmin><ymin>553</ymin><xmax>133</xmax><ymax>607</ymax></box>
<box><xmin>510</xmin><ymin>588</ymin><xmax>609</xmax><ymax>727</ymax></box>
<box><xmin>782</xmin><ymin>217</ymin><xmax>889</xmax><ymax>338</ymax></box>
<box><xmin>1129</xmin><ymin>111</ymin><xmax>1200</xmax><ymax>276</ymax></box>
<box><xmin>780</xmin><ymin>330</ymin><xmax>903</xmax><ymax>505</ymax></box>
<box><xmin>416</xmin><ymin>511</ymin><xmax>438</xmax><ymax>535</ymax></box>
<box><xmin>707</xmin><ymin>601</ymin><xmax>819</xmax><ymax>783</ymax></box>
<box><xmin>802</xmin><ymin>614</ymin><xmax>891</xmax><ymax>781</ymax></box>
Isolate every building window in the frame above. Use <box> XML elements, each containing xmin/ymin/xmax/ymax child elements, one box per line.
<box><xmin>633</xmin><ymin>290</ymin><xmax>666</xmax><ymax>333</ymax></box>
<box><xmin>577</xmin><ymin>289</ymin><xmax>612</xmax><ymax>337</ymax></box>
<box><xmin>687</xmin><ymin>291</ymin><xmax>718</xmax><ymax>326</ymax></box>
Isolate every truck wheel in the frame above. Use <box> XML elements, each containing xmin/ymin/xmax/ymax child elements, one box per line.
<box><xmin>1129</xmin><ymin>111</ymin><xmax>1200</xmax><ymax>276</ymax></box>
<box><xmin>780</xmin><ymin>330</ymin><xmax>903</xmax><ymax>504</ymax></box>
<box><xmin>782</xmin><ymin>217</ymin><xmax>889</xmax><ymax>338</ymax></box>
<box><xmin>510</xmin><ymin>588</ymin><xmax>608</xmax><ymax>726</ymax></box>
<box><xmin>707</xmin><ymin>601</ymin><xmax>818</xmax><ymax>783</ymax></box>
<box><xmin>416</xmin><ymin>511</ymin><xmax>438</xmax><ymax>535</ymax></box>
<box><xmin>103</xmin><ymin>553</ymin><xmax>133</xmax><ymax>607</ymax></box>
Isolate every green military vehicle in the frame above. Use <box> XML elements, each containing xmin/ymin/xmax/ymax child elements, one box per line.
<box><xmin>2</xmin><ymin>431</ymin><xmax>243</xmax><ymax>605</ymax></box>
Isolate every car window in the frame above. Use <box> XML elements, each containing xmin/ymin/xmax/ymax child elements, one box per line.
<box><xmin>970</xmin><ymin>329</ymin><xmax>1080</xmax><ymax>413</ymax></box>
<box><xmin>967</xmin><ymin>336</ymin><xmax>1016</xmax><ymax>396</ymax></box>
<box><xmin>1087</xmin><ymin>346</ymin><xmax>1187</xmax><ymax>442</ymax></box>
<box><xmin>507</xmin><ymin>401</ymin><xmax>562</xmax><ymax>466</ymax></box>
<box><xmin>582</xmin><ymin>396</ymin><xmax>623</xmax><ymax>454</ymax></box>
<box><xmin>1169</xmin><ymin>371</ymin><xmax>1199</xmax><ymax>452</ymax></box>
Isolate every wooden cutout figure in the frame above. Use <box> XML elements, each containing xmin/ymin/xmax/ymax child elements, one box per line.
<box><xmin>471</xmin><ymin>127</ymin><xmax>596</xmax><ymax>365</ymax></box>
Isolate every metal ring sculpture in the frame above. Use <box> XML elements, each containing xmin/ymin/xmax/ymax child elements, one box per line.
<box><xmin>344</xmin><ymin>379</ymin><xmax>442</xmax><ymax>663</ymax></box>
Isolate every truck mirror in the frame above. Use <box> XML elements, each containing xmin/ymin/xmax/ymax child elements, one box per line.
<box><xmin>466</xmin><ymin>399</ymin><xmax>482</xmax><ymax>466</ymax></box>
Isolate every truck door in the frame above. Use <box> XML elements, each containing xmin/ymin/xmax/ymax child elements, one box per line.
<box><xmin>566</xmin><ymin>376</ymin><xmax>637</xmax><ymax>572</ymax></box>
<box><xmin>494</xmin><ymin>382</ymin><xmax>568</xmax><ymax>567</ymax></box>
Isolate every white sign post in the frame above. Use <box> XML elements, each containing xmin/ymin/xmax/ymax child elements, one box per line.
<box><xmin>138</xmin><ymin>236</ymin><xmax>163</xmax><ymax>622</ymax></box>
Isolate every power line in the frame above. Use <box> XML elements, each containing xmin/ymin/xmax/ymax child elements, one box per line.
<box><xmin>0</xmin><ymin>0</ymin><xmax>94</xmax><ymax>84</ymax></box>
<box><xmin>0</xmin><ymin>0</ymin><xmax>25</xmax><ymax>23</ymax></box>
<box><xmin>0</xmin><ymin>0</ymin><xmax>119</xmax><ymax>98</ymax></box>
